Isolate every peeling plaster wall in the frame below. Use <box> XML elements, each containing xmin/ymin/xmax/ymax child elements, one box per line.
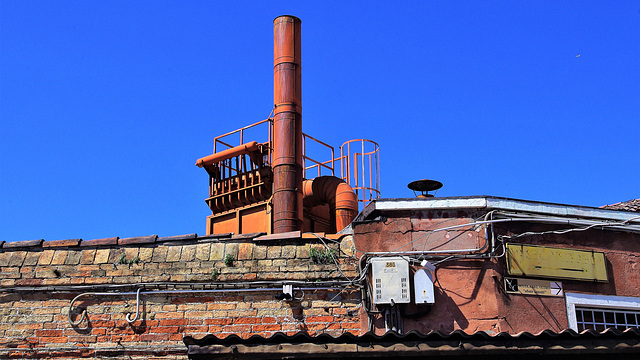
<box><xmin>353</xmin><ymin>209</ymin><xmax>640</xmax><ymax>335</ymax></box>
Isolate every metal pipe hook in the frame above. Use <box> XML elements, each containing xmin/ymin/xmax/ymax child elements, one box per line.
<box><xmin>68</xmin><ymin>292</ymin><xmax>90</xmax><ymax>327</ymax></box>
<box><xmin>126</xmin><ymin>288</ymin><xmax>142</xmax><ymax>323</ymax></box>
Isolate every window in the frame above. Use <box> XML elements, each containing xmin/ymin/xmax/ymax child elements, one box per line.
<box><xmin>575</xmin><ymin>307</ymin><xmax>640</xmax><ymax>331</ymax></box>
<box><xmin>565</xmin><ymin>292</ymin><xmax>640</xmax><ymax>331</ymax></box>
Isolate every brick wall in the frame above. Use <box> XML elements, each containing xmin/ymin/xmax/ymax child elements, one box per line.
<box><xmin>0</xmin><ymin>233</ymin><xmax>362</xmax><ymax>359</ymax></box>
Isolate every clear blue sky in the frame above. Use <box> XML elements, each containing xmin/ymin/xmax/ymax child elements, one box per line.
<box><xmin>1</xmin><ymin>1</ymin><xmax>639</xmax><ymax>242</ymax></box>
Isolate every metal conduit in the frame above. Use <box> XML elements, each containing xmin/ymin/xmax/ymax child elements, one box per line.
<box><xmin>68</xmin><ymin>286</ymin><xmax>349</xmax><ymax>327</ymax></box>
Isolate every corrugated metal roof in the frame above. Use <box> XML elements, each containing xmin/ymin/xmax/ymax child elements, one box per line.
<box><xmin>184</xmin><ymin>329</ymin><xmax>640</xmax><ymax>359</ymax></box>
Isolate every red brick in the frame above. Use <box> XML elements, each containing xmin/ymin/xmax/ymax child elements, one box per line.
<box><xmin>90</xmin><ymin>320</ymin><xmax>115</xmax><ymax>328</ymax></box>
<box><xmin>181</xmin><ymin>325</ymin><xmax>209</xmax><ymax>332</ymax></box>
<box><xmin>141</xmin><ymin>334</ymin><xmax>169</xmax><ymax>342</ymax></box>
<box><xmin>155</xmin><ymin>311</ymin><xmax>184</xmax><ymax>319</ymax></box>
<box><xmin>223</xmin><ymin>324</ymin><xmax>252</xmax><ymax>333</ymax></box>
<box><xmin>169</xmin><ymin>333</ymin><xmax>183</xmax><ymax>341</ymax></box>
<box><xmin>252</xmin><ymin>324</ymin><xmax>281</xmax><ymax>332</ymax></box>
<box><xmin>205</xmin><ymin>318</ymin><xmax>232</xmax><ymax>325</ymax></box>
<box><xmin>42</xmin><ymin>300</ymin><xmax>67</xmax><ymax>307</ymax></box>
<box><xmin>307</xmin><ymin>323</ymin><xmax>329</xmax><ymax>331</ymax></box>
<box><xmin>305</xmin><ymin>315</ymin><xmax>334</xmax><ymax>323</ymax></box>
<box><xmin>234</xmin><ymin>317</ymin><xmax>260</xmax><ymax>324</ymax></box>
<box><xmin>91</xmin><ymin>328</ymin><xmax>106</xmax><ymax>336</ymax></box>
<box><xmin>242</xmin><ymin>273</ymin><xmax>257</xmax><ymax>280</ymax></box>
<box><xmin>151</xmin><ymin>326</ymin><xmax>178</xmax><ymax>333</ymax></box>
<box><xmin>261</xmin><ymin>316</ymin><xmax>277</xmax><ymax>324</ymax></box>
<box><xmin>143</xmin><ymin>320</ymin><xmax>159</xmax><ymax>327</ymax></box>
<box><xmin>185</xmin><ymin>311</ymin><xmax>210</xmax><ymax>318</ymax></box>
<box><xmin>208</xmin><ymin>303</ymin><xmax>235</xmax><ymax>310</ymax></box>
<box><xmin>117</xmin><ymin>334</ymin><xmax>139</xmax><ymax>342</ymax></box>
<box><xmin>341</xmin><ymin>322</ymin><xmax>360</xmax><ymax>329</ymax></box>
<box><xmin>35</xmin><ymin>329</ymin><xmax>63</xmax><ymax>337</ymax></box>
<box><xmin>158</xmin><ymin>319</ymin><xmax>188</xmax><ymax>326</ymax></box>
<box><xmin>67</xmin><ymin>336</ymin><xmax>97</xmax><ymax>343</ymax></box>
<box><xmin>14</xmin><ymin>278</ymin><xmax>43</xmax><ymax>286</ymax></box>
<box><xmin>44</xmin><ymin>337</ymin><xmax>68</xmax><ymax>343</ymax></box>
<box><xmin>173</xmin><ymin>296</ymin><xmax>217</xmax><ymax>304</ymax></box>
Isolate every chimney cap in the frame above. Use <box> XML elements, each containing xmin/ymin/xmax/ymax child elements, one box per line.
<box><xmin>274</xmin><ymin>15</ymin><xmax>301</xmax><ymax>22</ymax></box>
<box><xmin>408</xmin><ymin>179</ymin><xmax>442</xmax><ymax>198</ymax></box>
<box><xmin>408</xmin><ymin>179</ymin><xmax>442</xmax><ymax>192</ymax></box>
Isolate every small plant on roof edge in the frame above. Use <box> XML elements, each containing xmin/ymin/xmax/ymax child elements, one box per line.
<box><xmin>309</xmin><ymin>247</ymin><xmax>335</xmax><ymax>265</ymax></box>
<box><xmin>211</xmin><ymin>268</ymin><xmax>219</xmax><ymax>280</ymax></box>
<box><xmin>224</xmin><ymin>254</ymin><xmax>235</xmax><ymax>267</ymax></box>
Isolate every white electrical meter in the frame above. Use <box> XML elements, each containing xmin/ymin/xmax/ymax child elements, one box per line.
<box><xmin>370</xmin><ymin>257</ymin><xmax>410</xmax><ymax>305</ymax></box>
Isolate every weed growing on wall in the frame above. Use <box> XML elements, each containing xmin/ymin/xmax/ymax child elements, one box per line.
<box><xmin>309</xmin><ymin>247</ymin><xmax>335</xmax><ymax>264</ymax></box>
<box><xmin>224</xmin><ymin>254</ymin><xmax>235</xmax><ymax>267</ymax></box>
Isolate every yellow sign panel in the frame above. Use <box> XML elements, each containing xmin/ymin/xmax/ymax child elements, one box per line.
<box><xmin>506</xmin><ymin>243</ymin><xmax>608</xmax><ymax>282</ymax></box>
<box><xmin>504</xmin><ymin>277</ymin><xmax>563</xmax><ymax>297</ymax></box>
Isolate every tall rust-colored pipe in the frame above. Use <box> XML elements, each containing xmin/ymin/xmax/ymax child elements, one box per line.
<box><xmin>272</xmin><ymin>15</ymin><xmax>303</xmax><ymax>233</ymax></box>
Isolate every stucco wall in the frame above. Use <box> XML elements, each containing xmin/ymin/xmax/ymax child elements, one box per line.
<box><xmin>353</xmin><ymin>210</ymin><xmax>640</xmax><ymax>335</ymax></box>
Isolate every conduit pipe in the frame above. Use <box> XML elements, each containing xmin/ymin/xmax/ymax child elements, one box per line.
<box><xmin>68</xmin><ymin>285</ymin><xmax>348</xmax><ymax>327</ymax></box>
<box><xmin>362</xmin><ymin>213</ymin><xmax>640</xmax><ymax>257</ymax></box>
<box><xmin>195</xmin><ymin>141</ymin><xmax>260</xmax><ymax>168</ymax></box>
<box><xmin>272</xmin><ymin>15</ymin><xmax>303</xmax><ymax>233</ymax></box>
<box><xmin>303</xmin><ymin>176</ymin><xmax>359</xmax><ymax>232</ymax></box>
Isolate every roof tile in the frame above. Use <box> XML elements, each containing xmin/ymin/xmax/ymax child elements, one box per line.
<box><xmin>42</xmin><ymin>238</ymin><xmax>82</xmax><ymax>248</ymax></box>
<box><xmin>80</xmin><ymin>237</ymin><xmax>119</xmax><ymax>247</ymax></box>
<box><xmin>2</xmin><ymin>239</ymin><xmax>44</xmax><ymax>249</ymax></box>
<box><xmin>602</xmin><ymin>198</ymin><xmax>640</xmax><ymax>212</ymax></box>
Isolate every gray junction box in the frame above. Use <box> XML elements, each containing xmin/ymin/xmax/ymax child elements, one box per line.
<box><xmin>370</xmin><ymin>257</ymin><xmax>410</xmax><ymax>305</ymax></box>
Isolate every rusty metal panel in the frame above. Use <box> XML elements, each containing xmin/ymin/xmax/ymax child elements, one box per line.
<box><xmin>506</xmin><ymin>243</ymin><xmax>608</xmax><ymax>282</ymax></box>
<box><xmin>240</xmin><ymin>205</ymin><xmax>270</xmax><ymax>234</ymax></box>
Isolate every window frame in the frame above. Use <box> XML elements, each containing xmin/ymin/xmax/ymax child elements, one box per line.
<box><xmin>565</xmin><ymin>292</ymin><xmax>640</xmax><ymax>331</ymax></box>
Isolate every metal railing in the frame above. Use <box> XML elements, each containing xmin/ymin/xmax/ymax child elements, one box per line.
<box><xmin>340</xmin><ymin>139</ymin><xmax>381</xmax><ymax>210</ymax></box>
<box><xmin>210</xmin><ymin>120</ymin><xmax>381</xmax><ymax>210</ymax></box>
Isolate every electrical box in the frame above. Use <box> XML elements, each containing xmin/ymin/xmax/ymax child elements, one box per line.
<box><xmin>414</xmin><ymin>268</ymin><xmax>435</xmax><ymax>304</ymax></box>
<box><xmin>370</xmin><ymin>257</ymin><xmax>410</xmax><ymax>305</ymax></box>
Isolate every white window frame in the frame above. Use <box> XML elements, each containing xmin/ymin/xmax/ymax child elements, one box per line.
<box><xmin>565</xmin><ymin>292</ymin><xmax>640</xmax><ymax>331</ymax></box>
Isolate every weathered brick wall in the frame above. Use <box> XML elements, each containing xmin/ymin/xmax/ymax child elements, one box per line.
<box><xmin>0</xmin><ymin>233</ymin><xmax>362</xmax><ymax>359</ymax></box>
